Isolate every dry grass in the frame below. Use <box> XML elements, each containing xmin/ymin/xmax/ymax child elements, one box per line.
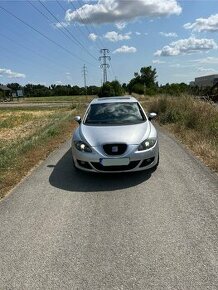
<box><xmin>147</xmin><ymin>96</ymin><xmax>218</xmax><ymax>172</ymax></box>
<box><xmin>0</xmin><ymin>107</ymin><xmax>77</xmax><ymax>198</ymax></box>
<box><xmin>17</xmin><ymin>95</ymin><xmax>94</xmax><ymax>103</ymax></box>
<box><xmin>0</xmin><ymin>99</ymin><xmax>90</xmax><ymax>199</ymax></box>
<box><xmin>1</xmin><ymin>120</ymin><xmax>76</xmax><ymax>199</ymax></box>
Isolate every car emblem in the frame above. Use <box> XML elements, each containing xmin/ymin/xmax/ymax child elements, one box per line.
<box><xmin>112</xmin><ymin>146</ymin><xmax>118</xmax><ymax>152</ymax></box>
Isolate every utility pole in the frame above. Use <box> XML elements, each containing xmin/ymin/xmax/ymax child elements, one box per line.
<box><xmin>82</xmin><ymin>64</ymin><xmax>87</xmax><ymax>95</ymax></box>
<box><xmin>99</xmin><ymin>49</ymin><xmax>111</xmax><ymax>84</ymax></box>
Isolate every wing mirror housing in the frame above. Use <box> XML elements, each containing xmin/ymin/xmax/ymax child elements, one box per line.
<box><xmin>74</xmin><ymin>116</ymin><xmax>81</xmax><ymax>124</ymax></box>
<box><xmin>148</xmin><ymin>112</ymin><xmax>157</xmax><ymax>121</ymax></box>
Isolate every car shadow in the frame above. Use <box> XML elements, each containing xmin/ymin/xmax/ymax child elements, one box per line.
<box><xmin>49</xmin><ymin>149</ymin><xmax>153</xmax><ymax>192</ymax></box>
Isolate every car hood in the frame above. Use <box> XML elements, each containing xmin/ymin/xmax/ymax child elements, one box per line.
<box><xmin>79</xmin><ymin>122</ymin><xmax>150</xmax><ymax>146</ymax></box>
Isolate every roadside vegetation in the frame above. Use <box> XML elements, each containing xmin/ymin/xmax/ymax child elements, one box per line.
<box><xmin>0</xmin><ymin>104</ymin><xmax>75</xmax><ymax>198</ymax></box>
<box><xmin>148</xmin><ymin>96</ymin><xmax>218</xmax><ymax>172</ymax></box>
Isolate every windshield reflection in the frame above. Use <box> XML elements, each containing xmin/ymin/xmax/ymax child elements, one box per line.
<box><xmin>85</xmin><ymin>102</ymin><xmax>146</xmax><ymax>125</ymax></box>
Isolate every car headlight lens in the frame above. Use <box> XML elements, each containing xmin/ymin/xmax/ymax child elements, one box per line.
<box><xmin>138</xmin><ymin>138</ymin><xmax>156</xmax><ymax>151</ymax></box>
<box><xmin>74</xmin><ymin>141</ymin><xmax>92</xmax><ymax>153</ymax></box>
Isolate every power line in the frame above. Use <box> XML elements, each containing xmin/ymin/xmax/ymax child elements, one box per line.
<box><xmin>99</xmin><ymin>49</ymin><xmax>111</xmax><ymax>84</ymax></box>
<box><xmin>28</xmin><ymin>0</ymin><xmax>94</xmax><ymax>64</ymax></box>
<box><xmin>28</xmin><ymin>1</ymin><xmax>85</xmax><ymax>57</ymax></box>
<box><xmin>77</xmin><ymin>0</ymin><xmax>105</xmax><ymax>49</ymax></box>
<box><xmin>75</xmin><ymin>1</ymin><xmax>116</xmax><ymax>79</ymax></box>
<box><xmin>56</xmin><ymin>1</ymin><xmax>89</xmax><ymax>43</ymax></box>
<box><xmin>0</xmin><ymin>4</ymin><xmax>92</xmax><ymax>65</ymax></box>
<box><xmin>27</xmin><ymin>0</ymin><xmax>53</xmax><ymax>23</ymax></box>
<box><xmin>38</xmin><ymin>0</ymin><xmax>98</xmax><ymax>62</ymax></box>
<box><xmin>0</xmin><ymin>32</ymin><xmax>73</xmax><ymax>72</ymax></box>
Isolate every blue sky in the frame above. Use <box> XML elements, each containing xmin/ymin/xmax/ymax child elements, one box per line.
<box><xmin>0</xmin><ymin>0</ymin><xmax>218</xmax><ymax>87</ymax></box>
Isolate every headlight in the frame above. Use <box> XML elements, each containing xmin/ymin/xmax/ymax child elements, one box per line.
<box><xmin>138</xmin><ymin>138</ymin><xmax>156</xmax><ymax>151</ymax></box>
<box><xmin>74</xmin><ymin>141</ymin><xmax>92</xmax><ymax>153</ymax></box>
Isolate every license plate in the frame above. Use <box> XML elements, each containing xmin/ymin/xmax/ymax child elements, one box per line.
<box><xmin>100</xmin><ymin>158</ymin><xmax>130</xmax><ymax>166</ymax></box>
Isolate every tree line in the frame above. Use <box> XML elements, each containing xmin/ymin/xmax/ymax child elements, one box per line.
<box><xmin>2</xmin><ymin>66</ymin><xmax>210</xmax><ymax>98</ymax></box>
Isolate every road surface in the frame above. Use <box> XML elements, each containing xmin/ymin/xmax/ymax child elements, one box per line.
<box><xmin>0</xmin><ymin>130</ymin><xmax>217</xmax><ymax>289</ymax></box>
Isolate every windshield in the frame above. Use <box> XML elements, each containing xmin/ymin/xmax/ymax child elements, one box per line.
<box><xmin>84</xmin><ymin>102</ymin><xmax>146</xmax><ymax>125</ymax></box>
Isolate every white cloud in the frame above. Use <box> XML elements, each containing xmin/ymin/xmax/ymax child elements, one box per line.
<box><xmin>160</xmin><ymin>32</ymin><xmax>178</xmax><ymax>37</ymax></box>
<box><xmin>65</xmin><ymin>0</ymin><xmax>182</xmax><ymax>25</ymax></box>
<box><xmin>191</xmin><ymin>56</ymin><xmax>218</xmax><ymax>64</ymax></box>
<box><xmin>152</xmin><ymin>60</ymin><xmax>166</xmax><ymax>64</ymax></box>
<box><xmin>197</xmin><ymin>67</ymin><xmax>216</xmax><ymax>73</ymax></box>
<box><xmin>113</xmin><ymin>45</ymin><xmax>137</xmax><ymax>54</ymax></box>
<box><xmin>115</xmin><ymin>22</ymin><xmax>127</xmax><ymax>30</ymax></box>
<box><xmin>184</xmin><ymin>14</ymin><xmax>218</xmax><ymax>32</ymax></box>
<box><xmin>104</xmin><ymin>31</ymin><xmax>131</xmax><ymax>42</ymax></box>
<box><xmin>55</xmin><ymin>21</ymin><xmax>70</xmax><ymax>29</ymax></box>
<box><xmin>88</xmin><ymin>33</ymin><xmax>98</xmax><ymax>41</ymax></box>
<box><xmin>154</xmin><ymin>37</ymin><xmax>217</xmax><ymax>56</ymax></box>
<box><xmin>135</xmin><ymin>32</ymin><xmax>141</xmax><ymax>36</ymax></box>
<box><xmin>0</xmin><ymin>68</ymin><xmax>25</xmax><ymax>79</ymax></box>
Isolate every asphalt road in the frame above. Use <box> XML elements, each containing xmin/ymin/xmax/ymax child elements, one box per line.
<box><xmin>0</xmin><ymin>130</ymin><xmax>217</xmax><ymax>290</ymax></box>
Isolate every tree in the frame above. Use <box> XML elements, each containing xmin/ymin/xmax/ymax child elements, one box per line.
<box><xmin>122</xmin><ymin>83</ymin><xmax>127</xmax><ymax>92</ymax></box>
<box><xmin>131</xmin><ymin>83</ymin><xmax>144</xmax><ymax>94</ymax></box>
<box><xmin>7</xmin><ymin>83</ymin><xmax>21</xmax><ymax>91</ymax></box>
<box><xmin>127</xmin><ymin>66</ymin><xmax>158</xmax><ymax>95</ymax></box>
<box><xmin>98</xmin><ymin>82</ymin><xmax>115</xmax><ymax>98</ymax></box>
<box><xmin>110</xmin><ymin>80</ymin><xmax>124</xmax><ymax>96</ymax></box>
<box><xmin>98</xmin><ymin>81</ymin><xmax>124</xmax><ymax>98</ymax></box>
<box><xmin>159</xmin><ymin>82</ymin><xmax>190</xmax><ymax>96</ymax></box>
<box><xmin>87</xmin><ymin>86</ymin><xmax>100</xmax><ymax>95</ymax></box>
<box><xmin>140</xmin><ymin>66</ymin><xmax>157</xmax><ymax>88</ymax></box>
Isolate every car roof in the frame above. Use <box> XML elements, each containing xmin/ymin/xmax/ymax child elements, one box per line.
<box><xmin>90</xmin><ymin>96</ymin><xmax>138</xmax><ymax>104</ymax></box>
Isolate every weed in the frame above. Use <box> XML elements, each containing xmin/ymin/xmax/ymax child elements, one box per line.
<box><xmin>148</xmin><ymin>95</ymin><xmax>218</xmax><ymax>171</ymax></box>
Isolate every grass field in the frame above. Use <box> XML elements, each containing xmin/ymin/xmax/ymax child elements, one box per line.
<box><xmin>16</xmin><ymin>95</ymin><xmax>94</xmax><ymax>103</ymax></box>
<box><xmin>0</xmin><ymin>97</ymin><xmax>92</xmax><ymax>198</ymax></box>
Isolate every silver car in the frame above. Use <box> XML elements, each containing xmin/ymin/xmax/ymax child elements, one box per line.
<box><xmin>72</xmin><ymin>96</ymin><xmax>159</xmax><ymax>173</ymax></box>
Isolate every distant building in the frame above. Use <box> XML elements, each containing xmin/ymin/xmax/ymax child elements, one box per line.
<box><xmin>193</xmin><ymin>74</ymin><xmax>218</xmax><ymax>88</ymax></box>
<box><xmin>0</xmin><ymin>85</ymin><xmax>12</xmax><ymax>101</ymax></box>
<box><xmin>0</xmin><ymin>85</ymin><xmax>12</xmax><ymax>92</ymax></box>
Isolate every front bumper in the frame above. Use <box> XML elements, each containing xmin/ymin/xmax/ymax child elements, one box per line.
<box><xmin>72</xmin><ymin>142</ymin><xmax>159</xmax><ymax>173</ymax></box>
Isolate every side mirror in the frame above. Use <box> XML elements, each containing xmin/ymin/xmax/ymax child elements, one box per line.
<box><xmin>74</xmin><ymin>116</ymin><xmax>81</xmax><ymax>124</ymax></box>
<box><xmin>148</xmin><ymin>112</ymin><xmax>157</xmax><ymax>121</ymax></box>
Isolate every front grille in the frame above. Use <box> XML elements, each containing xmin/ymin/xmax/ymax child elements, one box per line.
<box><xmin>91</xmin><ymin>161</ymin><xmax>140</xmax><ymax>172</ymax></box>
<box><xmin>103</xmin><ymin>143</ymin><xmax>127</xmax><ymax>156</ymax></box>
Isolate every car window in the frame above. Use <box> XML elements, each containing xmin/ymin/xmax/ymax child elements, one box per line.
<box><xmin>85</xmin><ymin>102</ymin><xmax>146</xmax><ymax>125</ymax></box>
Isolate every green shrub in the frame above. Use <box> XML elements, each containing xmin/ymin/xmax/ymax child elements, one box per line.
<box><xmin>131</xmin><ymin>83</ymin><xmax>144</xmax><ymax>95</ymax></box>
